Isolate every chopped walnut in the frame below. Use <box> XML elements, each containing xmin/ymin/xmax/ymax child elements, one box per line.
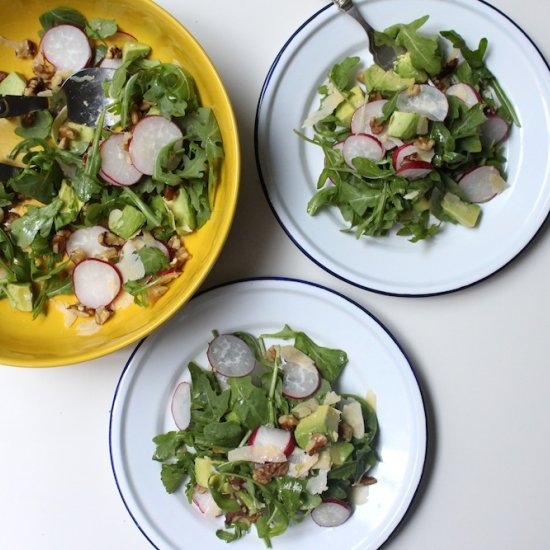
<box><xmin>305</xmin><ymin>433</ymin><xmax>328</xmax><ymax>455</ymax></box>
<box><xmin>67</xmin><ymin>304</ymin><xmax>92</xmax><ymax>318</ymax></box>
<box><xmin>99</xmin><ymin>231</ymin><xmax>124</xmax><ymax>248</ymax></box>
<box><xmin>278</xmin><ymin>414</ymin><xmax>299</xmax><ymax>431</ymax></box>
<box><xmin>414</xmin><ymin>137</ymin><xmax>435</xmax><ymax>151</ymax></box>
<box><xmin>32</xmin><ymin>52</ymin><xmax>56</xmax><ymax>81</ymax></box>
<box><xmin>130</xmin><ymin>105</ymin><xmax>141</xmax><ymax>125</ymax></box>
<box><xmin>138</xmin><ymin>100</ymin><xmax>153</xmax><ymax>112</ymax></box>
<box><xmin>164</xmin><ymin>187</ymin><xmax>176</xmax><ymax>201</ymax></box>
<box><xmin>356</xmin><ymin>475</ymin><xmax>377</xmax><ymax>487</ymax></box>
<box><xmin>229</xmin><ymin>477</ymin><xmax>245</xmax><ymax>491</ymax></box>
<box><xmin>105</xmin><ymin>45</ymin><xmax>123</xmax><ymax>60</ymax></box>
<box><xmin>368</xmin><ymin>91</ymin><xmax>383</xmax><ymax>102</ymax></box>
<box><xmin>69</xmin><ymin>248</ymin><xmax>87</xmax><ymax>264</ymax></box>
<box><xmin>51</xmin><ymin>229</ymin><xmax>72</xmax><ymax>255</ymax></box>
<box><xmin>339</xmin><ymin>422</ymin><xmax>353</xmax><ymax>442</ymax></box>
<box><xmin>369</xmin><ymin>116</ymin><xmax>385</xmax><ymax>135</ymax></box>
<box><xmin>437</xmin><ymin>58</ymin><xmax>458</xmax><ymax>80</ymax></box>
<box><xmin>146</xmin><ymin>284</ymin><xmax>169</xmax><ymax>304</ymax></box>
<box><xmin>252</xmin><ymin>461</ymin><xmax>289</xmax><ymax>485</ymax></box>
<box><xmin>167</xmin><ymin>235</ymin><xmax>181</xmax><ymax>250</ymax></box>
<box><xmin>97</xmin><ymin>248</ymin><xmax>119</xmax><ymax>262</ymax></box>
<box><xmin>58</xmin><ymin>125</ymin><xmax>78</xmax><ymax>141</ymax></box>
<box><xmin>406</xmin><ymin>84</ymin><xmax>421</xmax><ymax>97</ymax></box>
<box><xmin>20</xmin><ymin>112</ymin><xmax>36</xmax><ymax>127</ymax></box>
<box><xmin>225</xmin><ymin>510</ymin><xmax>262</xmax><ymax>526</ymax></box>
<box><xmin>0</xmin><ymin>36</ymin><xmax>37</xmax><ymax>59</ymax></box>
<box><xmin>23</xmin><ymin>77</ymin><xmax>47</xmax><ymax>97</ymax></box>
<box><xmin>94</xmin><ymin>306</ymin><xmax>111</xmax><ymax>325</ymax></box>
<box><xmin>170</xmin><ymin>243</ymin><xmax>191</xmax><ymax>269</ymax></box>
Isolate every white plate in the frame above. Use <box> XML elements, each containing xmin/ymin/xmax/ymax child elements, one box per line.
<box><xmin>110</xmin><ymin>278</ymin><xmax>427</xmax><ymax>549</ymax></box>
<box><xmin>255</xmin><ymin>0</ymin><xmax>550</xmax><ymax>296</ymax></box>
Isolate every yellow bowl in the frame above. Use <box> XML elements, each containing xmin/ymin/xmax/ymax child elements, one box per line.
<box><xmin>0</xmin><ymin>0</ymin><xmax>240</xmax><ymax>367</ymax></box>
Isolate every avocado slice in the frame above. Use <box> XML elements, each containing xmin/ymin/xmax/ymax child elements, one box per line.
<box><xmin>394</xmin><ymin>52</ymin><xmax>428</xmax><ymax>83</ymax></box>
<box><xmin>362</xmin><ymin>64</ymin><xmax>414</xmax><ymax>93</ymax></box>
<box><xmin>0</xmin><ymin>72</ymin><xmax>27</xmax><ymax>96</ymax></box>
<box><xmin>5</xmin><ymin>283</ymin><xmax>33</xmax><ymax>312</ymax></box>
<box><xmin>329</xmin><ymin>442</ymin><xmax>354</xmax><ymax>465</ymax></box>
<box><xmin>108</xmin><ymin>205</ymin><xmax>146</xmax><ymax>239</ymax></box>
<box><xmin>387</xmin><ymin>111</ymin><xmax>420</xmax><ymax>140</ymax></box>
<box><xmin>335</xmin><ymin>86</ymin><xmax>365</xmax><ymax>127</ymax></box>
<box><xmin>122</xmin><ymin>41</ymin><xmax>151</xmax><ymax>64</ymax></box>
<box><xmin>441</xmin><ymin>192</ymin><xmax>480</xmax><ymax>228</ymax></box>
<box><xmin>195</xmin><ymin>456</ymin><xmax>214</xmax><ymax>488</ymax></box>
<box><xmin>294</xmin><ymin>404</ymin><xmax>341</xmax><ymax>449</ymax></box>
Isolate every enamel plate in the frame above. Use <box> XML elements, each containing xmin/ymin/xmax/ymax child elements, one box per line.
<box><xmin>110</xmin><ymin>278</ymin><xmax>427</xmax><ymax>549</ymax></box>
<box><xmin>255</xmin><ymin>0</ymin><xmax>550</xmax><ymax>295</ymax></box>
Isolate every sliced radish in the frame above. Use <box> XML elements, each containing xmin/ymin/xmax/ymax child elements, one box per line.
<box><xmin>66</xmin><ymin>226</ymin><xmax>110</xmax><ymax>258</ymax></box>
<box><xmin>396</xmin><ymin>160</ymin><xmax>434</xmax><ymax>180</ymax></box>
<box><xmin>72</xmin><ymin>258</ymin><xmax>122</xmax><ymax>309</ymax></box>
<box><xmin>350</xmin><ymin>99</ymin><xmax>400</xmax><ymax>150</ymax></box>
<box><xmin>40</xmin><ymin>24</ymin><xmax>91</xmax><ymax>72</ymax></box>
<box><xmin>282</xmin><ymin>361</ymin><xmax>320</xmax><ymax>400</ymax></box>
<box><xmin>192</xmin><ymin>487</ymin><xmax>223</xmax><ymax>517</ymax></box>
<box><xmin>207</xmin><ymin>334</ymin><xmax>255</xmax><ymax>378</ymax></box>
<box><xmin>445</xmin><ymin>83</ymin><xmax>481</xmax><ymax>108</ymax></box>
<box><xmin>116</xmin><ymin>238</ymin><xmax>146</xmax><ymax>282</ymax></box>
<box><xmin>129</xmin><ymin>115</ymin><xmax>183</xmax><ymax>176</ymax></box>
<box><xmin>311</xmin><ymin>499</ymin><xmax>352</xmax><ymax>527</ymax></box>
<box><xmin>249</xmin><ymin>426</ymin><xmax>295</xmax><ymax>457</ymax></box>
<box><xmin>342</xmin><ymin>133</ymin><xmax>384</xmax><ymax>168</ymax></box>
<box><xmin>100</xmin><ymin>133</ymin><xmax>142</xmax><ymax>186</ymax></box>
<box><xmin>479</xmin><ymin>114</ymin><xmax>510</xmax><ymax>147</ymax></box>
<box><xmin>99</xmin><ymin>57</ymin><xmax>124</xmax><ymax>70</ymax></box>
<box><xmin>396</xmin><ymin>84</ymin><xmax>449</xmax><ymax>122</ymax></box>
<box><xmin>392</xmin><ymin>143</ymin><xmax>434</xmax><ymax>171</ymax></box>
<box><xmin>99</xmin><ymin>168</ymin><xmax>121</xmax><ymax>186</ymax></box>
<box><xmin>171</xmin><ymin>381</ymin><xmax>191</xmax><ymax>430</ymax></box>
<box><xmin>227</xmin><ymin>445</ymin><xmax>287</xmax><ymax>464</ymax></box>
<box><xmin>458</xmin><ymin>165</ymin><xmax>507</xmax><ymax>203</ymax></box>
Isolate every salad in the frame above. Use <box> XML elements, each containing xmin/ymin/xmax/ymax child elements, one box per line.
<box><xmin>0</xmin><ymin>7</ymin><xmax>223</xmax><ymax>325</ymax></box>
<box><xmin>300</xmin><ymin>16</ymin><xmax>519</xmax><ymax>242</ymax></box>
<box><xmin>153</xmin><ymin>326</ymin><xmax>378</xmax><ymax>547</ymax></box>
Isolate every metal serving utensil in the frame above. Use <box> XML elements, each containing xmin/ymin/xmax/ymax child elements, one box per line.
<box><xmin>331</xmin><ymin>0</ymin><xmax>398</xmax><ymax>70</ymax></box>
<box><xmin>0</xmin><ymin>67</ymin><xmax>115</xmax><ymax>126</ymax></box>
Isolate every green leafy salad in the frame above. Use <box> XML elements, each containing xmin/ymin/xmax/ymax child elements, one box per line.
<box><xmin>153</xmin><ymin>326</ymin><xmax>379</xmax><ymax>547</ymax></box>
<box><xmin>0</xmin><ymin>7</ymin><xmax>223</xmax><ymax>325</ymax></box>
<box><xmin>300</xmin><ymin>16</ymin><xmax>519</xmax><ymax>242</ymax></box>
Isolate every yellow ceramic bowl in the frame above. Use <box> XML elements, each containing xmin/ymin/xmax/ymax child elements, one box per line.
<box><xmin>0</xmin><ymin>0</ymin><xmax>240</xmax><ymax>367</ymax></box>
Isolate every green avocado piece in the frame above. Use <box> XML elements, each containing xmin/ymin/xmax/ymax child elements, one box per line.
<box><xmin>0</xmin><ymin>72</ymin><xmax>27</xmax><ymax>96</ymax></box>
<box><xmin>329</xmin><ymin>442</ymin><xmax>354</xmax><ymax>465</ymax></box>
<box><xmin>393</xmin><ymin>52</ymin><xmax>428</xmax><ymax>83</ymax></box>
<box><xmin>163</xmin><ymin>188</ymin><xmax>196</xmax><ymax>235</ymax></box>
<box><xmin>5</xmin><ymin>283</ymin><xmax>33</xmax><ymax>312</ymax></box>
<box><xmin>294</xmin><ymin>404</ymin><xmax>341</xmax><ymax>449</ymax></box>
<box><xmin>387</xmin><ymin>111</ymin><xmax>420</xmax><ymax>139</ymax></box>
<box><xmin>195</xmin><ymin>456</ymin><xmax>214</xmax><ymax>488</ymax></box>
<box><xmin>441</xmin><ymin>192</ymin><xmax>480</xmax><ymax>228</ymax></box>
<box><xmin>108</xmin><ymin>205</ymin><xmax>146</xmax><ymax>239</ymax></box>
<box><xmin>335</xmin><ymin>86</ymin><xmax>365</xmax><ymax>126</ymax></box>
<box><xmin>122</xmin><ymin>41</ymin><xmax>151</xmax><ymax>64</ymax></box>
<box><xmin>362</xmin><ymin>64</ymin><xmax>414</xmax><ymax>93</ymax></box>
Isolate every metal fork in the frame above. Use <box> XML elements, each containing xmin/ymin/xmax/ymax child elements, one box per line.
<box><xmin>331</xmin><ymin>0</ymin><xmax>398</xmax><ymax>70</ymax></box>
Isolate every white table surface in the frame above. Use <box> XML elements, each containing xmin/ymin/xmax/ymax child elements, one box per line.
<box><xmin>1</xmin><ymin>1</ymin><xmax>549</xmax><ymax>548</ymax></box>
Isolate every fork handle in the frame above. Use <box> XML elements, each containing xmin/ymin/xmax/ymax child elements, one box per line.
<box><xmin>0</xmin><ymin>95</ymin><xmax>49</xmax><ymax>118</ymax></box>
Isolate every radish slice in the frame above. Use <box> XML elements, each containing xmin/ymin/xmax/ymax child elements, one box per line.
<box><xmin>171</xmin><ymin>381</ymin><xmax>191</xmax><ymax>430</ymax></box>
<box><xmin>445</xmin><ymin>83</ymin><xmax>481</xmax><ymax>108</ymax></box>
<box><xmin>350</xmin><ymin>99</ymin><xmax>400</xmax><ymax>150</ymax></box>
<box><xmin>458</xmin><ymin>165</ymin><xmax>506</xmax><ymax>203</ymax></box>
<box><xmin>192</xmin><ymin>487</ymin><xmax>222</xmax><ymax>517</ymax></box>
<box><xmin>311</xmin><ymin>499</ymin><xmax>352</xmax><ymax>527</ymax></box>
<box><xmin>392</xmin><ymin>143</ymin><xmax>434</xmax><ymax>171</ymax></box>
<box><xmin>396</xmin><ymin>84</ymin><xmax>449</xmax><ymax>122</ymax></box>
<box><xmin>40</xmin><ymin>24</ymin><xmax>91</xmax><ymax>72</ymax></box>
<box><xmin>342</xmin><ymin>133</ymin><xmax>384</xmax><ymax>168</ymax></box>
<box><xmin>479</xmin><ymin>114</ymin><xmax>510</xmax><ymax>147</ymax></box>
<box><xmin>100</xmin><ymin>133</ymin><xmax>142</xmax><ymax>186</ymax></box>
<box><xmin>249</xmin><ymin>426</ymin><xmax>295</xmax><ymax>456</ymax></box>
<box><xmin>283</xmin><ymin>361</ymin><xmax>320</xmax><ymax>400</ymax></box>
<box><xmin>129</xmin><ymin>115</ymin><xmax>183</xmax><ymax>175</ymax></box>
<box><xmin>72</xmin><ymin>258</ymin><xmax>122</xmax><ymax>309</ymax></box>
<box><xmin>66</xmin><ymin>226</ymin><xmax>110</xmax><ymax>258</ymax></box>
<box><xmin>99</xmin><ymin>168</ymin><xmax>121</xmax><ymax>186</ymax></box>
<box><xmin>207</xmin><ymin>334</ymin><xmax>256</xmax><ymax>377</ymax></box>
<box><xmin>99</xmin><ymin>57</ymin><xmax>124</xmax><ymax>70</ymax></box>
<box><xmin>395</xmin><ymin>160</ymin><xmax>434</xmax><ymax>180</ymax></box>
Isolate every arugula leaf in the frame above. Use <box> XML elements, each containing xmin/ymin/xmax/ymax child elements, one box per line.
<box><xmin>160</xmin><ymin>452</ymin><xmax>195</xmax><ymax>494</ymax></box>
<box><xmin>329</xmin><ymin>56</ymin><xmax>360</xmax><ymax>91</ymax></box>
<box><xmin>0</xmin><ymin>182</ymin><xmax>15</xmax><ymax>207</ymax></box>
<box><xmin>39</xmin><ymin>7</ymin><xmax>87</xmax><ymax>32</ymax></box>
<box><xmin>10</xmin><ymin>199</ymin><xmax>63</xmax><ymax>248</ymax></box>
<box><xmin>384</xmin><ymin>16</ymin><xmax>442</xmax><ymax>75</ymax></box>
<box><xmin>135</xmin><ymin>246</ymin><xmax>170</xmax><ymax>276</ymax></box>
<box><xmin>228</xmin><ymin>376</ymin><xmax>270</xmax><ymax>430</ymax></box>
<box><xmin>86</xmin><ymin>18</ymin><xmax>117</xmax><ymax>39</ymax></box>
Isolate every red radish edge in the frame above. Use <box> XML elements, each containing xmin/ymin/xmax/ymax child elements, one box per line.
<box><xmin>445</xmin><ymin>83</ymin><xmax>481</xmax><ymax>108</ymax></box>
<box><xmin>480</xmin><ymin>114</ymin><xmax>510</xmax><ymax>146</ymax></box>
<box><xmin>282</xmin><ymin>361</ymin><xmax>321</xmax><ymax>400</ymax></box>
<box><xmin>392</xmin><ymin>143</ymin><xmax>417</xmax><ymax>171</ymax></box>
<box><xmin>100</xmin><ymin>133</ymin><xmax>143</xmax><ymax>186</ymax></box>
<box><xmin>395</xmin><ymin>159</ymin><xmax>434</xmax><ymax>180</ymax></box>
<box><xmin>311</xmin><ymin>498</ymin><xmax>353</xmax><ymax>527</ymax></box>
<box><xmin>171</xmin><ymin>381</ymin><xmax>192</xmax><ymax>430</ymax></box>
<box><xmin>72</xmin><ymin>258</ymin><xmax>122</xmax><ymax>309</ymax></box>
<box><xmin>249</xmin><ymin>426</ymin><xmax>295</xmax><ymax>457</ymax></box>
<box><xmin>458</xmin><ymin>165</ymin><xmax>504</xmax><ymax>203</ymax></box>
<box><xmin>207</xmin><ymin>334</ymin><xmax>256</xmax><ymax>378</ymax></box>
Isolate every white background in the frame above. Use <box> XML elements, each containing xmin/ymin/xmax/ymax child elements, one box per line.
<box><xmin>1</xmin><ymin>1</ymin><xmax>549</xmax><ymax>549</ymax></box>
